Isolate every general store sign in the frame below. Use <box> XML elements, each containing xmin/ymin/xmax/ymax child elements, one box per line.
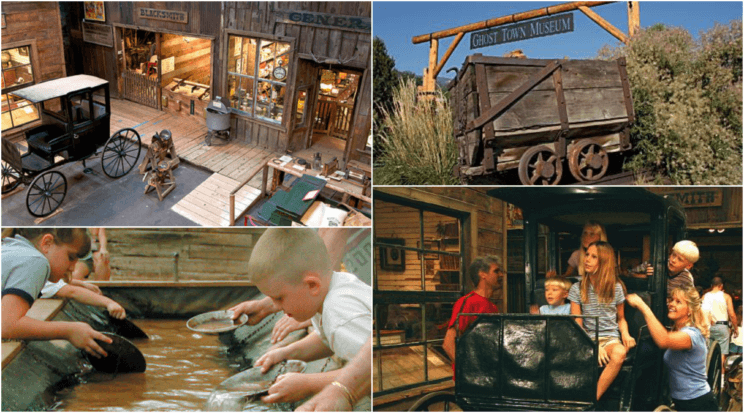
<box><xmin>665</xmin><ymin>189</ymin><xmax>723</xmax><ymax>208</ymax></box>
<box><xmin>138</xmin><ymin>8</ymin><xmax>188</xmax><ymax>24</ymax></box>
<box><xmin>471</xmin><ymin>13</ymin><xmax>574</xmax><ymax>49</ymax></box>
<box><xmin>275</xmin><ymin>10</ymin><xmax>370</xmax><ymax>33</ymax></box>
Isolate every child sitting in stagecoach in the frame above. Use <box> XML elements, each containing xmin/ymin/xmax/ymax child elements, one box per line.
<box><xmin>568</xmin><ymin>241</ymin><xmax>636</xmax><ymax>401</ymax></box>
<box><xmin>530</xmin><ymin>276</ymin><xmax>572</xmax><ymax>315</ymax></box>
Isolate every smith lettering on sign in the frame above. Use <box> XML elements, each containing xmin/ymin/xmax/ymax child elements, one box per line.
<box><xmin>138</xmin><ymin>8</ymin><xmax>188</xmax><ymax>24</ymax></box>
<box><xmin>471</xmin><ymin>13</ymin><xmax>574</xmax><ymax>49</ymax></box>
<box><xmin>274</xmin><ymin>10</ymin><xmax>370</xmax><ymax>33</ymax></box>
<box><xmin>666</xmin><ymin>189</ymin><xmax>723</xmax><ymax>208</ymax></box>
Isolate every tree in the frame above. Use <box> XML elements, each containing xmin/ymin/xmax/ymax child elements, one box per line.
<box><xmin>373</xmin><ymin>37</ymin><xmax>397</xmax><ymax>126</ymax></box>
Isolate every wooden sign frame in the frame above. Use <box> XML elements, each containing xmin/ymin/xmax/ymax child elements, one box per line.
<box><xmin>82</xmin><ymin>21</ymin><xmax>114</xmax><ymax>47</ymax></box>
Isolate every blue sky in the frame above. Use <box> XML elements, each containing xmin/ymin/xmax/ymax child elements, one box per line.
<box><xmin>373</xmin><ymin>1</ymin><xmax>743</xmax><ymax>77</ymax></box>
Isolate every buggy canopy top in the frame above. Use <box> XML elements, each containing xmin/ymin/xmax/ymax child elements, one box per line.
<box><xmin>10</xmin><ymin>75</ymin><xmax>108</xmax><ymax>103</ymax></box>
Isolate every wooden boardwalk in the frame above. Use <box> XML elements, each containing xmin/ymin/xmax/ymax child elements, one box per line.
<box><xmin>110</xmin><ymin>99</ymin><xmax>279</xmax><ymax>186</ymax></box>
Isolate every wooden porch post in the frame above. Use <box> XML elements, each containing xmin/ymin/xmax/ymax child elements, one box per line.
<box><xmin>424</xmin><ymin>39</ymin><xmax>439</xmax><ymax>94</ymax></box>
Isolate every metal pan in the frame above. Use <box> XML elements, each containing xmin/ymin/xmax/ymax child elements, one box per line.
<box><xmin>85</xmin><ymin>332</ymin><xmax>146</xmax><ymax>373</ymax></box>
<box><xmin>187</xmin><ymin>310</ymin><xmax>249</xmax><ymax>335</ymax></box>
<box><xmin>204</xmin><ymin>360</ymin><xmax>306</xmax><ymax>410</ymax></box>
<box><xmin>109</xmin><ymin>316</ymin><xmax>149</xmax><ymax>339</ymax></box>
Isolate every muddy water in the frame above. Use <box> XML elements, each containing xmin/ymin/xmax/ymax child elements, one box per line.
<box><xmin>52</xmin><ymin>319</ymin><xmax>240</xmax><ymax>411</ymax></box>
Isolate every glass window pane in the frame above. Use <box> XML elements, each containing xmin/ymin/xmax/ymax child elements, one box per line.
<box><xmin>375</xmin><ymin>200</ymin><xmax>422</xmax><ymax>291</ymax></box>
<box><xmin>228</xmin><ymin>75</ymin><xmax>254</xmax><ymax>114</ymax></box>
<box><xmin>378</xmin><ymin>346</ymin><xmax>425</xmax><ymax>391</ymax></box>
<box><xmin>1</xmin><ymin>109</ymin><xmax>12</xmax><ymax>130</ymax></box>
<box><xmin>258</xmin><ymin>40</ymin><xmax>275</xmax><ymax>80</ymax></box>
<box><xmin>427</xmin><ymin>343</ymin><xmax>452</xmax><ymax>381</ymax></box>
<box><xmin>258</xmin><ymin>82</ymin><xmax>284</xmax><ymax>123</ymax></box>
<box><xmin>2</xmin><ymin>94</ymin><xmax>39</xmax><ymax>131</ymax></box>
<box><xmin>10</xmin><ymin>104</ymin><xmax>39</xmax><ymax>128</ymax></box>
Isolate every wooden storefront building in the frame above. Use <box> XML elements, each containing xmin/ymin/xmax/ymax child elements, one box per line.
<box><xmin>5</xmin><ymin>2</ymin><xmax>371</xmax><ymax>167</ymax></box>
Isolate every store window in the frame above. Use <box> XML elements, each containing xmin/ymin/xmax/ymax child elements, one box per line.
<box><xmin>373</xmin><ymin>197</ymin><xmax>466</xmax><ymax>395</ymax></box>
<box><xmin>1</xmin><ymin>45</ymin><xmax>39</xmax><ymax>131</ymax></box>
<box><xmin>226</xmin><ymin>35</ymin><xmax>290</xmax><ymax>124</ymax></box>
<box><xmin>295</xmin><ymin>89</ymin><xmax>307</xmax><ymax>126</ymax></box>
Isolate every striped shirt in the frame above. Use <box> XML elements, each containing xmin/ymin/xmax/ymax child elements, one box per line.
<box><xmin>568</xmin><ymin>281</ymin><xmax>625</xmax><ymax>338</ymax></box>
<box><xmin>667</xmin><ymin>268</ymin><xmax>694</xmax><ymax>298</ymax></box>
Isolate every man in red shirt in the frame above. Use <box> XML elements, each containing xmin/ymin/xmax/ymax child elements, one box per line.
<box><xmin>442</xmin><ymin>255</ymin><xmax>504</xmax><ymax>376</ymax></box>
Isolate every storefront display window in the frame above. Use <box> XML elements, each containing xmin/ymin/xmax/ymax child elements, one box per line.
<box><xmin>227</xmin><ymin>34</ymin><xmax>290</xmax><ymax>124</ymax></box>
<box><xmin>295</xmin><ymin>89</ymin><xmax>307</xmax><ymax>126</ymax></box>
<box><xmin>1</xmin><ymin>45</ymin><xmax>39</xmax><ymax>131</ymax></box>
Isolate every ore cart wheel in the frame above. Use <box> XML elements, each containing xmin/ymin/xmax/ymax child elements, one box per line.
<box><xmin>409</xmin><ymin>391</ymin><xmax>461</xmax><ymax>412</ymax></box>
<box><xmin>101</xmin><ymin>128</ymin><xmax>142</xmax><ymax>178</ymax></box>
<box><xmin>26</xmin><ymin>171</ymin><xmax>67</xmax><ymax>217</ymax></box>
<box><xmin>706</xmin><ymin>340</ymin><xmax>723</xmax><ymax>406</ymax></box>
<box><xmin>518</xmin><ymin>145</ymin><xmax>563</xmax><ymax>185</ymax></box>
<box><xmin>2</xmin><ymin>161</ymin><xmax>21</xmax><ymax>194</ymax></box>
<box><xmin>568</xmin><ymin>140</ymin><xmax>609</xmax><ymax>182</ymax></box>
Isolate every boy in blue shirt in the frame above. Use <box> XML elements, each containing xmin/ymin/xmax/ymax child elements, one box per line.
<box><xmin>539</xmin><ymin>277</ymin><xmax>572</xmax><ymax>315</ymax></box>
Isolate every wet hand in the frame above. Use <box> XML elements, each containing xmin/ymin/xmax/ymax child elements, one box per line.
<box><xmin>261</xmin><ymin>373</ymin><xmax>313</xmax><ymax>404</ymax></box>
<box><xmin>255</xmin><ymin>348</ymin><xmax>287</xmax><ymax>374</ymax></box>
<box><xmin>82</xmin><ymin>282</ymin><xmax>102</xmax><ymax>295</ymax></box>
<box><xmin>107</xmin><ymin>302</ymin><xmax>126</xmax><ymax>319</ymax></box>
<box><xmin>229</xmin><ymin>300</ymin><xmax>272</xmax><ymax>325</ymax></box>
<box><xmin>598</xmin><ymin>345</ymin><xmax>610</xmax><ymax>367</ymax></box>
<box><xmin>271</xmin><ymin>315</ymin><xmax>309</xmax><ymax>344</ymax></box>
<box><xmin>68</xmin><ymin>322</ymin><xmax>110</xmax><ymax>358</ymax></box>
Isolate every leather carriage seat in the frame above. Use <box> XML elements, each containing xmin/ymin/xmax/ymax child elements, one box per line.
<box><xmin>26</xmin><ymin>124</ymin><xmax>69</xmax><ymax>157</ymax></box>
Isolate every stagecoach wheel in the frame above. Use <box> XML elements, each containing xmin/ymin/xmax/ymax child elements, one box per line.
<box><xmin>25</xmin><ymin>171</ymin><xmax>67</xmax><ymax>217</ymax></box>
<box><xmin>408</xmin><ymin>391</ymin><xmax>461</xmax><ymax>412</ymax></box>
<box><xmin>568</xmin><ymin>140</ymin><xmax>610</xmax><ymax>182</ymax></box>
<box><xmin>706</xmin><ymin>340</ymin><xmax>723</xmax><ymax>405</ymax></box>
<box><xmin>101</xmin><ymin>128</ymin><xmax>142</xmax><ymax>178</ymax></box>
<box><xmin>1</xmin><ymin>161</ymin><xmax>21</xmax><ymax>194</ymax></box>
<box><xmin>517</xmin><ymin>145</ymin><xmax>563</xmax><ymax>185</ymax></box>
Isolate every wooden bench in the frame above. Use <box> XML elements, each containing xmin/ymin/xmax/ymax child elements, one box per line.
<box><xmin>1</xmin><ymin>299</ymin><xmax>65</xmax><ymax>369</ymax></box>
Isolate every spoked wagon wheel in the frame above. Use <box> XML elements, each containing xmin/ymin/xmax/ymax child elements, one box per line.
<box><xmin>2</xmin><ymin>161</ymin><xmax>21</xmax><ymax>194</ymax></box>
<box><xmin>409</xmin><ymin>391</ymin><xmax>461</xmax><ymax>412</ymax></box>
<box><xmin>101</xmin><ymin>128</ymin><xmax>141</xmax><ymax>178</ymax></box>
<box><xmin>26</xmin><ymin>171</ymin><xmax>67</xmax><ymax>217</ymax></box>
<box><xmin>518</xmin><ymin>145</ymin><xmax>563</xmax><ymax>185</ymax></box>
<box><xmin>568</xmin><ymin>140</ymin><xmax>609</xmax><ymax>182</ymax></box>
<box><xmin>706</xmin><ymin>340</ymin><xmax>723</xmax><ymax>406</ymax></box>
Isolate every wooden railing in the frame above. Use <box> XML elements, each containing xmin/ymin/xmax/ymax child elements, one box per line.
<box><xmin>122</xmin><ymin>71</ymin><xmax>159</xmax><ymax>109</ymax></box>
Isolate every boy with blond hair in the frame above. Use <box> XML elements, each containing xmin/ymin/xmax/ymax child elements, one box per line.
<box><xmin>539</xmin><ymin>277</ymin><xmax>573</xmax><ymax>315</ymax></box>
<box><xmin>244</xmin><ymin>228</ymin><xmax>371</xmax><ymax>408</ymax></box>
<box><xmin>647</xmin><ymin>240</ymin><xmax>698</xmax><ymax>298</ymax></box>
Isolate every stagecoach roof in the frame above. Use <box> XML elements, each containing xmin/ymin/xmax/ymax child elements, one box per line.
<box><xmin>9</xmin><ymin>75</ymin><xmax>108</xmax><ymax>103</ymax></box>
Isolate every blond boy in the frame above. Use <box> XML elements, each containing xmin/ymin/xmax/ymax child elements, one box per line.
<box><xmin>647</xmin><ymin>240</ymin><xmax>698</xmax><ymax>297</ymax></box>
<box><xmin>539</xmin><ymin>277</ymin><xmax>573</xmax><ymax>315</ymax></box>
<box><xmin>246</xmin><ymin>229</ymin><xmax>371</xmax><ymax>407</ymax></box>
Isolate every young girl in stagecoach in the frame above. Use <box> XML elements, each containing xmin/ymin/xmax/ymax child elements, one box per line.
<box><xmin>568</xmin><ymin>240</ymin><xmax>636</xmax><ymax>401</ymax></box>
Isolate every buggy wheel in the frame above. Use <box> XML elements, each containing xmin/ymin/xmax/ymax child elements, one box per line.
<box><xmin>706</xmin><ymin>340</ymin><xmax>723</xmax><ymax>405</ymax></box>
<box><xmin>568</xmin><ymin>140</ymin><xmax>609</xmax><ymax>182</ymax></box>
<box><xmin>408</xmin><ymin>391</ymin><xmax>461</xmax><ymax>412</ymax></box>
<box><xmin>2</xmin><ymin>161</ymin><xmax>21</xmax><ymax>194</ymax></box>
<box><xmin>26</xmin><ymin>171</ymin><xmax>67</xmax><ymax>217</ymax></box>
<box><xmin>102</xmin><ymin>128</ymin><xmax>141</xmax><ymax>178</ymax></box>
<box><xmin>518</xmin><ymin>145</ymin><xmax>563</xmax><ymax>185</ymax></box>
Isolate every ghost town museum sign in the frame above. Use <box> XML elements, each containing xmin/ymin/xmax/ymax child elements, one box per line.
<box><xmin>470</xmin><ymin>13</ymin><xmax>574</xmax><ymax>49</ymax></box>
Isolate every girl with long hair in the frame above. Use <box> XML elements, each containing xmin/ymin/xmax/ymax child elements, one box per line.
<box><xmin>568</xmin><ymin>240</ymin><xmax>635</xmax><ymax>400</ymax></box>
<box><xmin>626</xmin><ymin>287</ymin><xmax>717</xmax><ymax>411</ymax></box>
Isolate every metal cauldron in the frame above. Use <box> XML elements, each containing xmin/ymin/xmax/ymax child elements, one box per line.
<box><xmin>206</xmin><ymin>96</ymin><xmax>231</xmax><ymax>131</ymax></box>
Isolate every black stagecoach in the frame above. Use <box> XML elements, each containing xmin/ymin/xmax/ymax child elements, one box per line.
<box><xmin>1</xmin><ymin>75</ymin><xmax>141</xmax><ymax>217</ymax></box>
<box><xmin>411</xmin><ymin>188</ymin><xmax>724</xmax><ymax>411</ymax></box>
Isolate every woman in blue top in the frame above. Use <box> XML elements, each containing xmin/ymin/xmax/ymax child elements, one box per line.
<box><xmin>626</xmin><ymin>287</ymin><xmax>717</xmax><ymax>411</ymax></box>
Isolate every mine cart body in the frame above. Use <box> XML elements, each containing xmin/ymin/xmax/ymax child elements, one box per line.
<box><xmin>449</xmin><ymin>55</ymin><xmax>635</xmax><ymax>184</ymax></box>
<box><xmin>1</xmin><ymin>75</ymin><xmax>141</xmax><ymax>217</ymax></box>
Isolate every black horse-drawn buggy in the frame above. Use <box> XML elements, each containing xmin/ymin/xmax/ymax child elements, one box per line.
<box><xmin>411</xmin><ymin>188</ymin><xmax>726</xmax><ymax>411</ymax></box>
<box><xmin>1</xmin><ymin>75</ymin><xmax>141</xmax><ymax>217</ymax></box>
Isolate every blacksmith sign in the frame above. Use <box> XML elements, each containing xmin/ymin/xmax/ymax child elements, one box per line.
<box><xmin>665</xmin><ymin>189</ymin><xmax>723</xmax><ymax>208</ymax></box>
<box><xmin>471</xmin><ymin>13</ymin><xmax>574</xmax><ymax>49</ymax></box>
<box><xmin>138</xmin><ymin>8</ymin><xmax>188</xmax><ymax>24</ymax></box>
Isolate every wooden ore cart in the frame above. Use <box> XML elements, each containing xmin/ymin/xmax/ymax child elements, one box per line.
<box><xmin>449</xmin><ymin>55</ymin><xmax>635</xmax><ymax>185</ymax></box>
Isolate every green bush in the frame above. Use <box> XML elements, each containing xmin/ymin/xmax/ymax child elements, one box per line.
<box><xmin>374</xmin><ymin>79</ymin><xmax>459</xmax><ymax>185</ymax></box>
<box><xmin>598</xmin><ymin>21</ymin><xmax>742</xmax><ymax>185</ymax></box>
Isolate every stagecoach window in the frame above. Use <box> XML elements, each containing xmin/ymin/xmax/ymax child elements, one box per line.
<box><xmin>226</xmin><ymin>35</ymin><xmax>290</xmax><ymax>124</ymax></box>
<box><xmin>1</xmin><ymin>45</ymin><xmax>39</xmax><ymax>131</ymax></box>
<box><xmin>374</xmin><ymin>198</ymin><xmax>466</xmax><ymax>393</ymax></box>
